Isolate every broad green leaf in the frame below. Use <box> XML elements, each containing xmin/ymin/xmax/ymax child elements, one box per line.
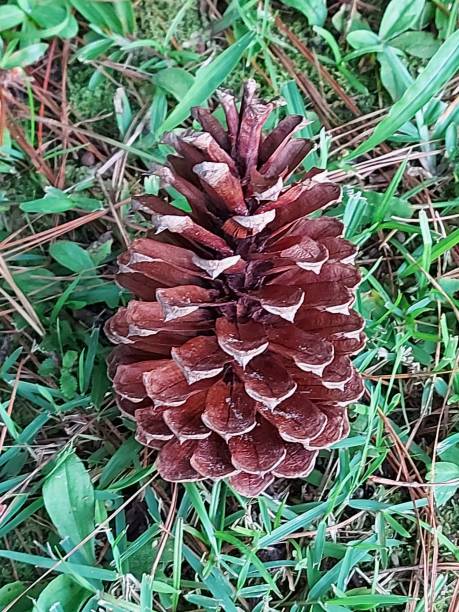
<box><xmin>347</xmin><ymin>30</ymin><xmax>459</xmax><ymax>159</ymax></box>
<box><xmin>21</xmin><ymin>189</ymin><xmax>75</xmax><ymax>214</ymax></box>
<box><xmin>155</xmin><ymin>67</ymin><xmax>195</xmax><ymax>101</ymax></box>
<box><xmin>33</xmin><ymin>575</ymin><xmax>90</xmax><ymax>612</ymax></box>
<box><xmin>1</xmin><ymin>43</ymin><xmax>48</xmax><ymax>69</ymax></box>
<box><xmin>391</xmin><ymin>30</ymin><xmax>440</xmax><ymax>58</ymax></box>
<box><xmin>438</xmin><ymin>433</ymin><xmax>459</xmax><ymax>458</ymax></box>
<box><xmin>0</xmin><ymin>581</ymin><xmax>32</xmax><ymax>612</ymax></box>
<box><xmin>113</xmin><ymin>0</ymin><xmax>135</xmax><ymax>34</ymax></box>
<box><xmin>279</xmin><ymin>0</ymin><xmax>327</xmax><ymax>26</ymax></box>
<box><xmin>0</xmin><ymin>5</ymin><xmax>25</xmax><ymax>31</ymax></box>
<box><xmin>74</xmin><ymin>38</ymin><xmax>114</xmax><ymax>62</ymax></box>
<box><xmin>427</xmin><ymin>462</ymin><xmax>459</xmax><ymax>507</ymax></box>
<box><xmin>43</xmin><ymin>452</ymin><xmax>96</xmax><ymax>564</ymax></box>
<box><xmin>69</xmin><ymin>0</ymin><xmax>124</xmax><ymax>35</ymax></box>
<box><xmin>379</xmin><ymin>0</ymin><xmax>425</xmax><ymax>40</ymax></box>
<box><xmin>377</xmin><ymin>47</ymin><xmax>413</xmax><ymax>100</ymax></box>
<box><xmin>30</xmin><ymin>4</ymin><xmax>75</xmax><ymax>39</ymax></box>
<box><xmin>159</xmin><ymin>32</ymin><xmax>254</xmax><ymax>133</ymax></box>
<box><xmin>347</xmin><ymin>29</ymin><xmax>381</xmax><ymax>49</ymax></box>
<box><xmin>49</xmin><ymin>240</ymin><xmax>95</xmax><ymax>273</ymax></box>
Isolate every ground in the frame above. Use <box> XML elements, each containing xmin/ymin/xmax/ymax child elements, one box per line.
<box><xmin>0</xmin><ymin>0</ymin><xmax>459</xmax><ymax>611</ymax></box>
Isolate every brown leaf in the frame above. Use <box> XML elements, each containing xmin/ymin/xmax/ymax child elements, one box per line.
<box><xmin>295</xmin><ymin>310</ymin><xmax>365</xmax><ymax>339</ymax></box>
<box><xmin>307</xmin><ymin>406</ymin><xmax>349</xmax><ymax>449</ymax></box>
<box><xmin>136</xmin><ymin>407</ymin><xmax>173</xmax><ymax>443</ymax></box>
<box><xmin>297</xmin><ymin>370</ymin><xmax>364</xmax><ymax>405</ymax></box>
<box><xmin>272</xmin><ymin>262</ymin><xmax>360</xmax><ymax>289</ymax></box>
<box><xmin>191</xmin><ymin>106</ymin><xmax>230</xmax><ymax>151</ymax></box>
<box><xmin>259</xmin><ymin>139</ymin><xmax>312</xmax><ymax>178</ymax></box>
<box><xmin>113</xmin><ymin>360</ymin><xmax>161</xmax><ymax>403</ymax></box>
<box><xmin>216</xmin><ymin>89</ymin><xmax>239</xmax><ymax>152</ymax></box>
<box><xmin>258</xmin><ymin>114</ymin><xmax>305</xmax><ymax>164</ymax></box>
<box><xmin>237</xmin><ymin>99</ymin><xmax>274</xmax><ymax>178</ymax></box>
<box><xmin>320</xmin><ymin>237</ymin><xmax>357</xmax><ymax>264</ymax></box>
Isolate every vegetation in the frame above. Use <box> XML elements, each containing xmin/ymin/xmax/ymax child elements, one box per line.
<box><xmin>0</xmin><ymin>0</ymin><xmax>458</xmax><ymax>610</ymax></box>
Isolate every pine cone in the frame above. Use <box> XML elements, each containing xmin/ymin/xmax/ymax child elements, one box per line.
<box><xmin>106</xmin><ymin>81</ymin><xmax>365</xmax><ymax>497</ymax></box>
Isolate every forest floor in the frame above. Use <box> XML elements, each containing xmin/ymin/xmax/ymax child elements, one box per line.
<box><xmin>0</xmin><ymin>0</ymin><xmax>459</xmax><ymax>610</ymax></box>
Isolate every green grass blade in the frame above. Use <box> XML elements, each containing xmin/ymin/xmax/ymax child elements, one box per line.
<box><xmin>347</xmin><ymin>30</ymin><xmax>459</xmax><ymax>159</ymax></box>
<box><xmin>159</xmin><ymin>33</ymin><xmax>254</xmax><ymax>133</ymax></box>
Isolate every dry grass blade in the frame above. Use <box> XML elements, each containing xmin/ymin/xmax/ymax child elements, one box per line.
<box><xmin>0</xmin><ymin>255</ymin><xmax>45</xmax><ymax>335</ymax></box>
<box><xmin>275</xmin><ymin>15</ymin><xmax>361</xmax><ymax>116</ymax></box>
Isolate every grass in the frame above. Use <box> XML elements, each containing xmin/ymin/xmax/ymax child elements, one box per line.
<box><xmin>0</xmin><ymin>0</ymin><xmax>459</xmax><ymax>610</ymax></box>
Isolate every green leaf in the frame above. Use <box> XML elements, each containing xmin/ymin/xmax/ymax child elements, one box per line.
<box><xmin>69</xmin><ymin>0</ymin><xmax>124</xmax><ymax>35</ymax></box>
<box><xmin>33</xmin><ymin>575</ymin><xmax>90</xmax><ymax>612</ymax></box>
<box><xmin>21</xmin><ymin>188</ymin><xmax>74</xmax><ymax>214</ymax></box>
<box><xmin>379</xmin><ymin>0</ymin><xmax>425</xmax><ymax>40</ymax></box>
<box><xmin>159</xmin><ymin>32</ymin><xmax>254</xmax><ymax>134</ymax></box>
<box><xmin>114</xmin><ymin>87</ymin><xmax>132</xmax><ymax>137</ymax></box>
<box><xmin>60</xmin><ymin>370</ymin><xmax>78</xmax><ymax>400</ymax></box>
<box><xmin>279</xmin><ymin>0</ymin><xmax>327</xmax><ymax>26</ymax></box>
<box><xmin>326</xmin><ymin>594</ymin><xmax>412</xmax><ymax>609</ymax></box>
<box><xmin>155</xmin><ymin>68</ymin><xmax>195</xmax><ymax>101</ymax></box>
<box><xmin>74</xmin><ymin>38</ymin><xmax>114</xmax><ymax>62</ymax></box>
<box><xmin>49</xmin><ymin>240</ymin><xmax>95</xmax><ymax>273</ymax></box>
<box><xmin>391</xmin><ymin>31</ymin><xmax>440</xmax><ymax>58</ymax></box>
<box><xmin>0</xmin><ymin>582</ymin><xmax>32</xmax><ymax>612</ymax></box>
<box><xmin>347</xmin><ymin>29</ymin><xmax>381</xmax><ymax>49</ymax></box>
<box><xmin>347</xmin><ymin>30</ymin><xmax>459</xmax><ymax>159</ymax></box>
<box><xmin>184</xmin><ymin>483</ymin><xmax>218</xmax><ymax>554</ymax></box>
<box><xmin>43</xmin><ymin>451</ymin><xmax>96</xmax><ymax>564</ymax></box>
<box><xmin>399</xmin><ymin>227</ymin><xmax>459</xmax><ymax>277</ymax></box>
<box><xmin>30</xmin><ymin>4</ymin><xmax>75</xmax><ymax>39</ymax></box>
<box><xmin>112</xmin><ymin>0</ymin><xmax>135</xmax><ymax>34</ymax></box>
<box><xmin>0</xmin><ymin>5</ymin><xmax>25</xmax><ymax>31</ymax></box>
<box><xmin>258</xmin><ymin>497</ymin><xmax>344</xmax><ymax>547</ymax></box>
<box><xmin>0</xmin><ymin>550</ymin><xmax>116</xmax><ymax>581</ymax></box>
<box><xmin>1</xmin><ymin>43</ymin><xmax>48</xmax><ymax>69</ymax></box>
<box><xmin>427</xmin><ymin>462</ymin><xmax>459</xmax><ymax>507</ymax></box>
<box><xmin>377</xmin><ymin>47</ymin><xmax>413</xmax><ymax>100</ymax></box>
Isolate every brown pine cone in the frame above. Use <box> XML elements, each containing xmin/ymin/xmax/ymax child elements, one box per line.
<box><xmin>106</xmin><ymin>80</ymin><xmax>365</xmax><ymax>497</ymax></box>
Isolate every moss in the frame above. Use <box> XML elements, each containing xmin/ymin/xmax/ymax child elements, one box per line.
<box><xmin>67</xmin><ymin>65</ymin><xmax>116</xmax><ymax>133</ymax></box>
<box><xmin>137</xmin><ymin>0</ymin><xmax>202</xmax><ymax>48</ymax></box>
